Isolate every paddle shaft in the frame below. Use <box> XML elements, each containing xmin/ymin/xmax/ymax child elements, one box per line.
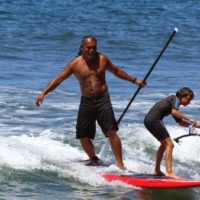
<box><xmin>99</xmin><ymin>28</ymin><xmax>178</xmax><ymax>160</ymax></box>
<box><xmin>174</xmin><ymin>133</ymin><xmax>200</xmax><ymax>144</ymax></box>
<box><xmin>117</xmin><ymin>28</ymin><xmax>178</xmax><ymax>125</ymax></box>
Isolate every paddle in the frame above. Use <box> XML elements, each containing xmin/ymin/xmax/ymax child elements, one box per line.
<box><xmin>174</xmin><ymin>133</ymin><xmax>200</xmax><ymax>144</ymax></box>
<box><xmin>99</xmin><ymin>27</ymin><xmax>179</xmax><ymax>160</ymax></box>
<box><xmin>174</xmin><ymin>124</ymin><xmax>200</xmax><ymax>144</ymax></box>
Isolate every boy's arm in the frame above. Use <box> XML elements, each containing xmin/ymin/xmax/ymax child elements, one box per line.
<box><xmin>171</xmin><ymin>108</ymin><xmax>197</xmax><ymax>126</ymax></box>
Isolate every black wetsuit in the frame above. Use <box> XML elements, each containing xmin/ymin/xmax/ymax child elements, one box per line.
<box><xmin>144</xmin><ymin>95</ymin><xmax>181</xmax><ymax>141</ymax></box>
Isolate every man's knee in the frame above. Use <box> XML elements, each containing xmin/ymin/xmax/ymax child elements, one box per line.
<box><xmin>107</xmin><ymin>130</ymin><xmax>118</xmax><ymax>139</ymax></box>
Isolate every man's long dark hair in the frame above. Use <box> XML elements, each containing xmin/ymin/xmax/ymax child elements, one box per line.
<box><xmin>77</xmin><ymin>35</ymin><xmax>97</xmax><ymax>56</ymax></box>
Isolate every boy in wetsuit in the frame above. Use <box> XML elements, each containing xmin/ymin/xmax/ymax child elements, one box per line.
<box><xmin>144</xmin><ymin>87</ymin><xmax>200</xmax><ymax>179</ymax></box>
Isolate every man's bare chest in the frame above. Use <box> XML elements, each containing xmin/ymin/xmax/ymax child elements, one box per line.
<box><xmin>74</xmin><ymin>65</ymin><xmax>105</xmax><ymax>80</ymax></box>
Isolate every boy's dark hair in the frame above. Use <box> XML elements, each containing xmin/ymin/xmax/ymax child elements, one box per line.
<box><xmin>77</xmin><ymin>35</ymin><xmax>97</xmax><ymax>56</ymax></box>
<box><xmin>176</xmin><ymin>87</ymin><xmax>194</xmax><ymax>100</ymax></box>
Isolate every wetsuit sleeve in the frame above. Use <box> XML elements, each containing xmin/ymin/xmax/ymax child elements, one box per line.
<box><xmin>172</xmin><ymin>96</ymin><xmax>180</xmax><ymax>110</ymax></box>
<box><xmin>172</xmin><ymin>96</ymin><xmax>182</xmax><ymax>122</ymax></box>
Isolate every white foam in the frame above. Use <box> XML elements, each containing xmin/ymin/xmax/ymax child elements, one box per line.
<box><xmin>1</xmin><ymin>86</ymin><xmax>200</xmax><ymax>185</ymax></box>
<box><xmin>117</xmin><ymin>123</ymin><xmax>200</xmax><ymax>179</ymax></box>
<box><xmin>0</xmin><ymin>134</ymin><xmax>84</xmax><ymax>170</ymax></box>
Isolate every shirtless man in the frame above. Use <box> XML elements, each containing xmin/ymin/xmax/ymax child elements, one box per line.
<box><xmin>35</xmin><ymin>35</ymin><xmax>146</xmax><ymax>170</ymax></box>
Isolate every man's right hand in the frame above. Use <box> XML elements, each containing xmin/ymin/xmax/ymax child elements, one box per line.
<box><xmin>35</xmin><ymin>93</ymin><xmax>45</xmax><ymax>107</ymax></box>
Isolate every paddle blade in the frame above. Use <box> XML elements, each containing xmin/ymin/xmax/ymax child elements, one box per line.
<box><xmin>189</xmin><ymin>124</ymin><xmax>194</xmax><ymax>134</ymax></box>
<box><xmin>98</xmin><ymin>140</ymin><xmax>110</xmax><ymax>160</ymax></box>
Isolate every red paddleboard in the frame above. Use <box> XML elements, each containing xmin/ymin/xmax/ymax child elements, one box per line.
<box><xmin>101</xmin><ymin>173</ymin><xmax>200</xmax><ymax>189</ymax></box>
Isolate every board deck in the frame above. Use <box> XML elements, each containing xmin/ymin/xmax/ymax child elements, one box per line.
<box><xmin>53</xmin><ymin>158</ymin><xmax>200</xmax><ymax>189</ymax></box>
<box><xmin>101</xmin><ymin>173</ymin><xmax>200</xmax><ymax>189</ymax></box>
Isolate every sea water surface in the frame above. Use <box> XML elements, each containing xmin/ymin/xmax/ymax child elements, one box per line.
<box><xmin>1</xmin><ymin>0</ymin><xmax>200</xmax><ymax>199</ymax></box>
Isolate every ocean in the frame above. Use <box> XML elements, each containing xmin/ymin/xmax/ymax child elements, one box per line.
<box><xmin>1</xmin><ymin>0</ymin><xmax>200</xmax><ymax>199</ymax></box>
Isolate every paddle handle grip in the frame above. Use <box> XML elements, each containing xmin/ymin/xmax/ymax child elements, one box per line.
<box><xmin>143</xmin><ymin>27</ymin><xmax>178</xmax><ymax>83</ymax></box>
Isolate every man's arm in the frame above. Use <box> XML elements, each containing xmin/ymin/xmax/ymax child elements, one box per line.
<box><xmin>105</xmin><ymin>56</ymin><xmax>146</xmax><ymax>87</ymax></box>
<box><xmin>35</xmin><ymin>62</ymin><xmax>73</xmax><ymax>107</ymax></box>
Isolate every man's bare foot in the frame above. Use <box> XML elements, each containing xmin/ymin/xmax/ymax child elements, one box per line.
<box><xmin>166</xmin><ymin>172</ymin><xmax>182</xmax><ymax>179</ymax></box>
<box><xmin>117</xmin><ymin>162</ymin><xmax>126</xmax><ymax>171</ymax></box>
<box><xmin>153</xmin><ymin>170</ymin><xmax>165</xmax><ymax>176</ymax></box>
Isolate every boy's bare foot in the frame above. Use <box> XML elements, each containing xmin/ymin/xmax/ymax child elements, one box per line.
<box><xmin>166</xmin><ymin>172</ymin><xmax>182</xmax><ymax>179</ymax></box>
<box><xmin>153</xmin><ymin>170</ymin><xmax>165</xmax><ymax>176</ymax></box>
